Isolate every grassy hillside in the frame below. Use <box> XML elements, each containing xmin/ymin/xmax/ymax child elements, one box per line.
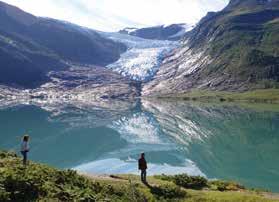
<box><xmin>188</xmin><ymin>1</ymin><xmax>279</xmax><ymax>90</ymax></box>
<box><xmin>0</xmin><ymin>151</ymin><xmax>278</xmax><ymax>202</ymax></box>
<box><xmin>157</xmin><ymin>89</ymin><xmax>279</xmax><ymax>103</ymax></box>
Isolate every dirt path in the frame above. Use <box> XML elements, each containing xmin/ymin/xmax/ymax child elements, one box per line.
<box><xmin>80</xmin><ymin>173</ymin><xmax>129</xmax><ymax>182</ymax></box>
<box><xmin>262</xmin><ymin>192</ymin><xmax>279</xmax><ymax>200</ymax></box>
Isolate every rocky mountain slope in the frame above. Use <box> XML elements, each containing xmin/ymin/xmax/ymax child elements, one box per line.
<box><xmin>1</xmin><ymin>0</ymin><xmax>278</xmax><ymax>99</ymax></box>
<box><xmin>0</xmin><ymin>65</ymin><xmax>140</xmax><ymax>107</ymax></box>
<box><xmin>119</xmin><ymin>23</ymin><xmax>193</xmax><ymax>41</ymax></box>
<box><xmin>143</xmin><ymin>0</ymin><xmax>279</xmax><ymax>96</ymax></box>
<box><xmin>0</xmin><ymin>1</ymin><xmax>126</xmax><ymax>88</ymax></box>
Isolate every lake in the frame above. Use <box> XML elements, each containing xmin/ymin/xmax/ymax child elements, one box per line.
<box><xmin>0</xmin><ymin>99</ymin><xmax>279</xmax><ymax>192</ymax></box>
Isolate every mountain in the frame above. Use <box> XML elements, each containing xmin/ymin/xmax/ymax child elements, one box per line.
<box><xmin>119</xmin><ymin>24</ymin><xmax>194</xmax><ymax>41</ymax></box>
<box><xmin>143</xmin><ymin>0</ymin><xmax>279</xmax><ymax>96</ymax></box>
<box><xmin>0</xmin><ymin>65</ymin><xmax>140</xmax><ymax>105</ymax></box>
<box><xmin>224</xmin><ymin>0</ymin><xmax>279</xmax><ymax>10</ymax></box>
<box><xmin>0</xmin><ymin>1</ymin><xmax>126</xmax><ymax>88</ymax></box>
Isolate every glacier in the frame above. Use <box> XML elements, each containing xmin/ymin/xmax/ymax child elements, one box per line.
<box><xmin>44</xmin><ymin>20</ymin><xmax>180</xmax><ymax>82</ymax></box>
<box><xmin>100</xmin><ymin>32</ymin><xmax>179</xmax><ymax>81</ymax></box>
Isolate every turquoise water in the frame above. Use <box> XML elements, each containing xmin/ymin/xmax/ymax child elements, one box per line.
<box><xmin>0</xmin><ymin>100</ymin><xmax>279</xmax><ymax>192</ymax></box>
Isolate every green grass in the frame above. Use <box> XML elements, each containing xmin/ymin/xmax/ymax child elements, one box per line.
<box><xmin>0</xmin><ymin>151</ymin><xmax>147</xmax><ymax>202</ymax></box>
<box><xmin>108</xmin><ymin>175</ymin><xmax>279</xmax><ymax>202</ymax></box>
<box><xmin>1</xmin><ymin>151</ymin><xmax>279</xmax><ymax>202</ymax></box>
<box><xmin>186</xmin><ymin>189</ymin><xmax>278</xmax><ymax>202</ymax></box>
<box><xmin>158</xmin><ymin>89</ymin><xmax>279</xmax><ymax>103</ymax></box>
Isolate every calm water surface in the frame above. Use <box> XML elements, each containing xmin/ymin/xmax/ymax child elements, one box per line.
<box><xmin>0</xmin><ymin>99</ymin><xmax>279</xmax><ymax>192</ymax></box>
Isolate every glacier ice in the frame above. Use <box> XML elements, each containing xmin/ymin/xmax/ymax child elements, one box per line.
<box><xmin>100</xmin><ymin>32</ymin><xmax>179</xmax><ymax>81</ymax></box>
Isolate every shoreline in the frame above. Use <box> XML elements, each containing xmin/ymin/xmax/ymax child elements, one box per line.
<box><xmin>149</xmin><ymin>89</ymin><xmax>279</xmax><ymax>104</ymax></box>
<box><xmin>1</xmin><ymin>151</ymin><xmax>279</xmax><ymax>201</ymax></box>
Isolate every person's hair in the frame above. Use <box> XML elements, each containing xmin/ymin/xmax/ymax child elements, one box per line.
<box><xmin>23</xmin><ymin>135</ymin><xmax>29</xmax><ymax>142</ymax></box>
<box><xmin>141</xmin><ymin>152</ymin><xmax>145</xmax><ymax>157</ymax></box>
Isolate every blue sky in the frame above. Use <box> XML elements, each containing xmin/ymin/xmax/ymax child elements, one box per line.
<box><xmin>3</xmin><ymin>0</ymin><xmax>229</xmax><ymax>31</ymax></box>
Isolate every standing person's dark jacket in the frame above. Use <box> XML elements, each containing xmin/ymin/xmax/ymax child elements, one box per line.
<box><xmin>138</xmin><ymin>157</ymin><xmax>147</xmax><ymax>170</ymax></box>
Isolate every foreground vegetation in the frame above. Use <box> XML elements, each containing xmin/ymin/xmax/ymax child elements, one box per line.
<box><xmin>0</xmin><ymin>151</ymin><xmax>278</xmax><ymax>201</ymax></box>
<box><xmin>159</xmin><ymin>89</ymin><xmax>279</xmax><ymax>103</ymax></box>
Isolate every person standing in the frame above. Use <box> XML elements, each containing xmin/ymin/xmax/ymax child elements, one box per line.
<box><xmin>138</xmin><ymin>153</ymin><xmax>147</xmax><ymax>183</ymax></box>
<box><xmin>21</xmin><ymin>135</ymin><xmax>30</xmax><ymax>165</ymax></box>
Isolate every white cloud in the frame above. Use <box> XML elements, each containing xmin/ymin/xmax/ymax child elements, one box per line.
<box><xmin>2</xmin><ymin>0</ymin><xmax>229</xmax><ymax>31</ymax></box>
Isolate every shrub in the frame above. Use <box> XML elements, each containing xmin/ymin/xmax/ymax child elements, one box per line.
<box><xmin>150</xmin><ymin>184</ymin><xmax>187</xmax><ymax>200</ymax></box>
<box><xmin>3</xmin><ymin>174</ymin><xmax>41</xmax><ymax>202</ymax></box>
<box><xmin>0</xmin><ymin>151</ymin><xmax>17</xmax><ymax>159</ymax></box>
<box><xmin>122</xmin><ymin>180</ymin><xmax>147</xmax><ymax>202</ymax></box>
<box><xmin>209</xmin><ymin>180</ymin><xmax>245</xmax><ymax>191</ymax></box>
<box><xmin>155</xmin><ymin>174</ymin><xmax>208</xmax><ymax>190</ymax></box>
<box><xmin>0</xmin><ymin>184</ymin><xmax>10</xmax><ymax>201</ymax></box>
<box><xmin>173</xmin><ymin>174</ymin><xmax>208</xmax><ymax>190</ymax></box>
<box><xmin>0</xmin><ymin>151</ymin><xmax>140</xmax><ymax>201</ymax></box>
<box><xmin>154</xmin><ymin>174</ymin><xmax>173</xmax><ymax>182</ymax></box>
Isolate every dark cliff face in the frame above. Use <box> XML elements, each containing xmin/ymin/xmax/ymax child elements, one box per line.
<box><xmin>143</xmin><ymin>0</ymin><xmax>279</xmax><ymax>95</ymax></box>
<box><xmin>0</xmin><ymin>1</ymin><xmax>127</xmax><ymax>88</ymax></box>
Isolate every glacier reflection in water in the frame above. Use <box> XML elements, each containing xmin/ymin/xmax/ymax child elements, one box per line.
<box><xmin>0</xmin><ymin>99</ymin><xmax>279</xmax><ymax>192</ymax></box>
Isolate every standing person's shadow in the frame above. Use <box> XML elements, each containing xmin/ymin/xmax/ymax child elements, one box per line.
<box><xmin>143</xmin><ymin>181</ymin><xmax>167</xmax><ymax>198</ymax></box>
<box><xmin>142</xmin><ymin>180</ymin><xmax>152</xmax><ymax>189</ymax></box>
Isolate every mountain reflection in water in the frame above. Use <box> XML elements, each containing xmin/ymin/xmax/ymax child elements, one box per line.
<box><xmin>0</xmin><ymin>98</ymin><xmax>279</xmax><ymax>192</ymax></box>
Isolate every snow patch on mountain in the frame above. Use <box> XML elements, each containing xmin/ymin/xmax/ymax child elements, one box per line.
<box><xmin>168</xmin><ymin>24</ymin><xmax>195</xmax><ymax>39</ymax></box>
<box><xmin>121</xmin><ymin>27</ymin><xmax>138</xmax><ymax>34</ymax></box>
<box><xmin>100</xmin><ymin>32</ymin><xmax>179</xmax><ymax>81</ymax></box>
